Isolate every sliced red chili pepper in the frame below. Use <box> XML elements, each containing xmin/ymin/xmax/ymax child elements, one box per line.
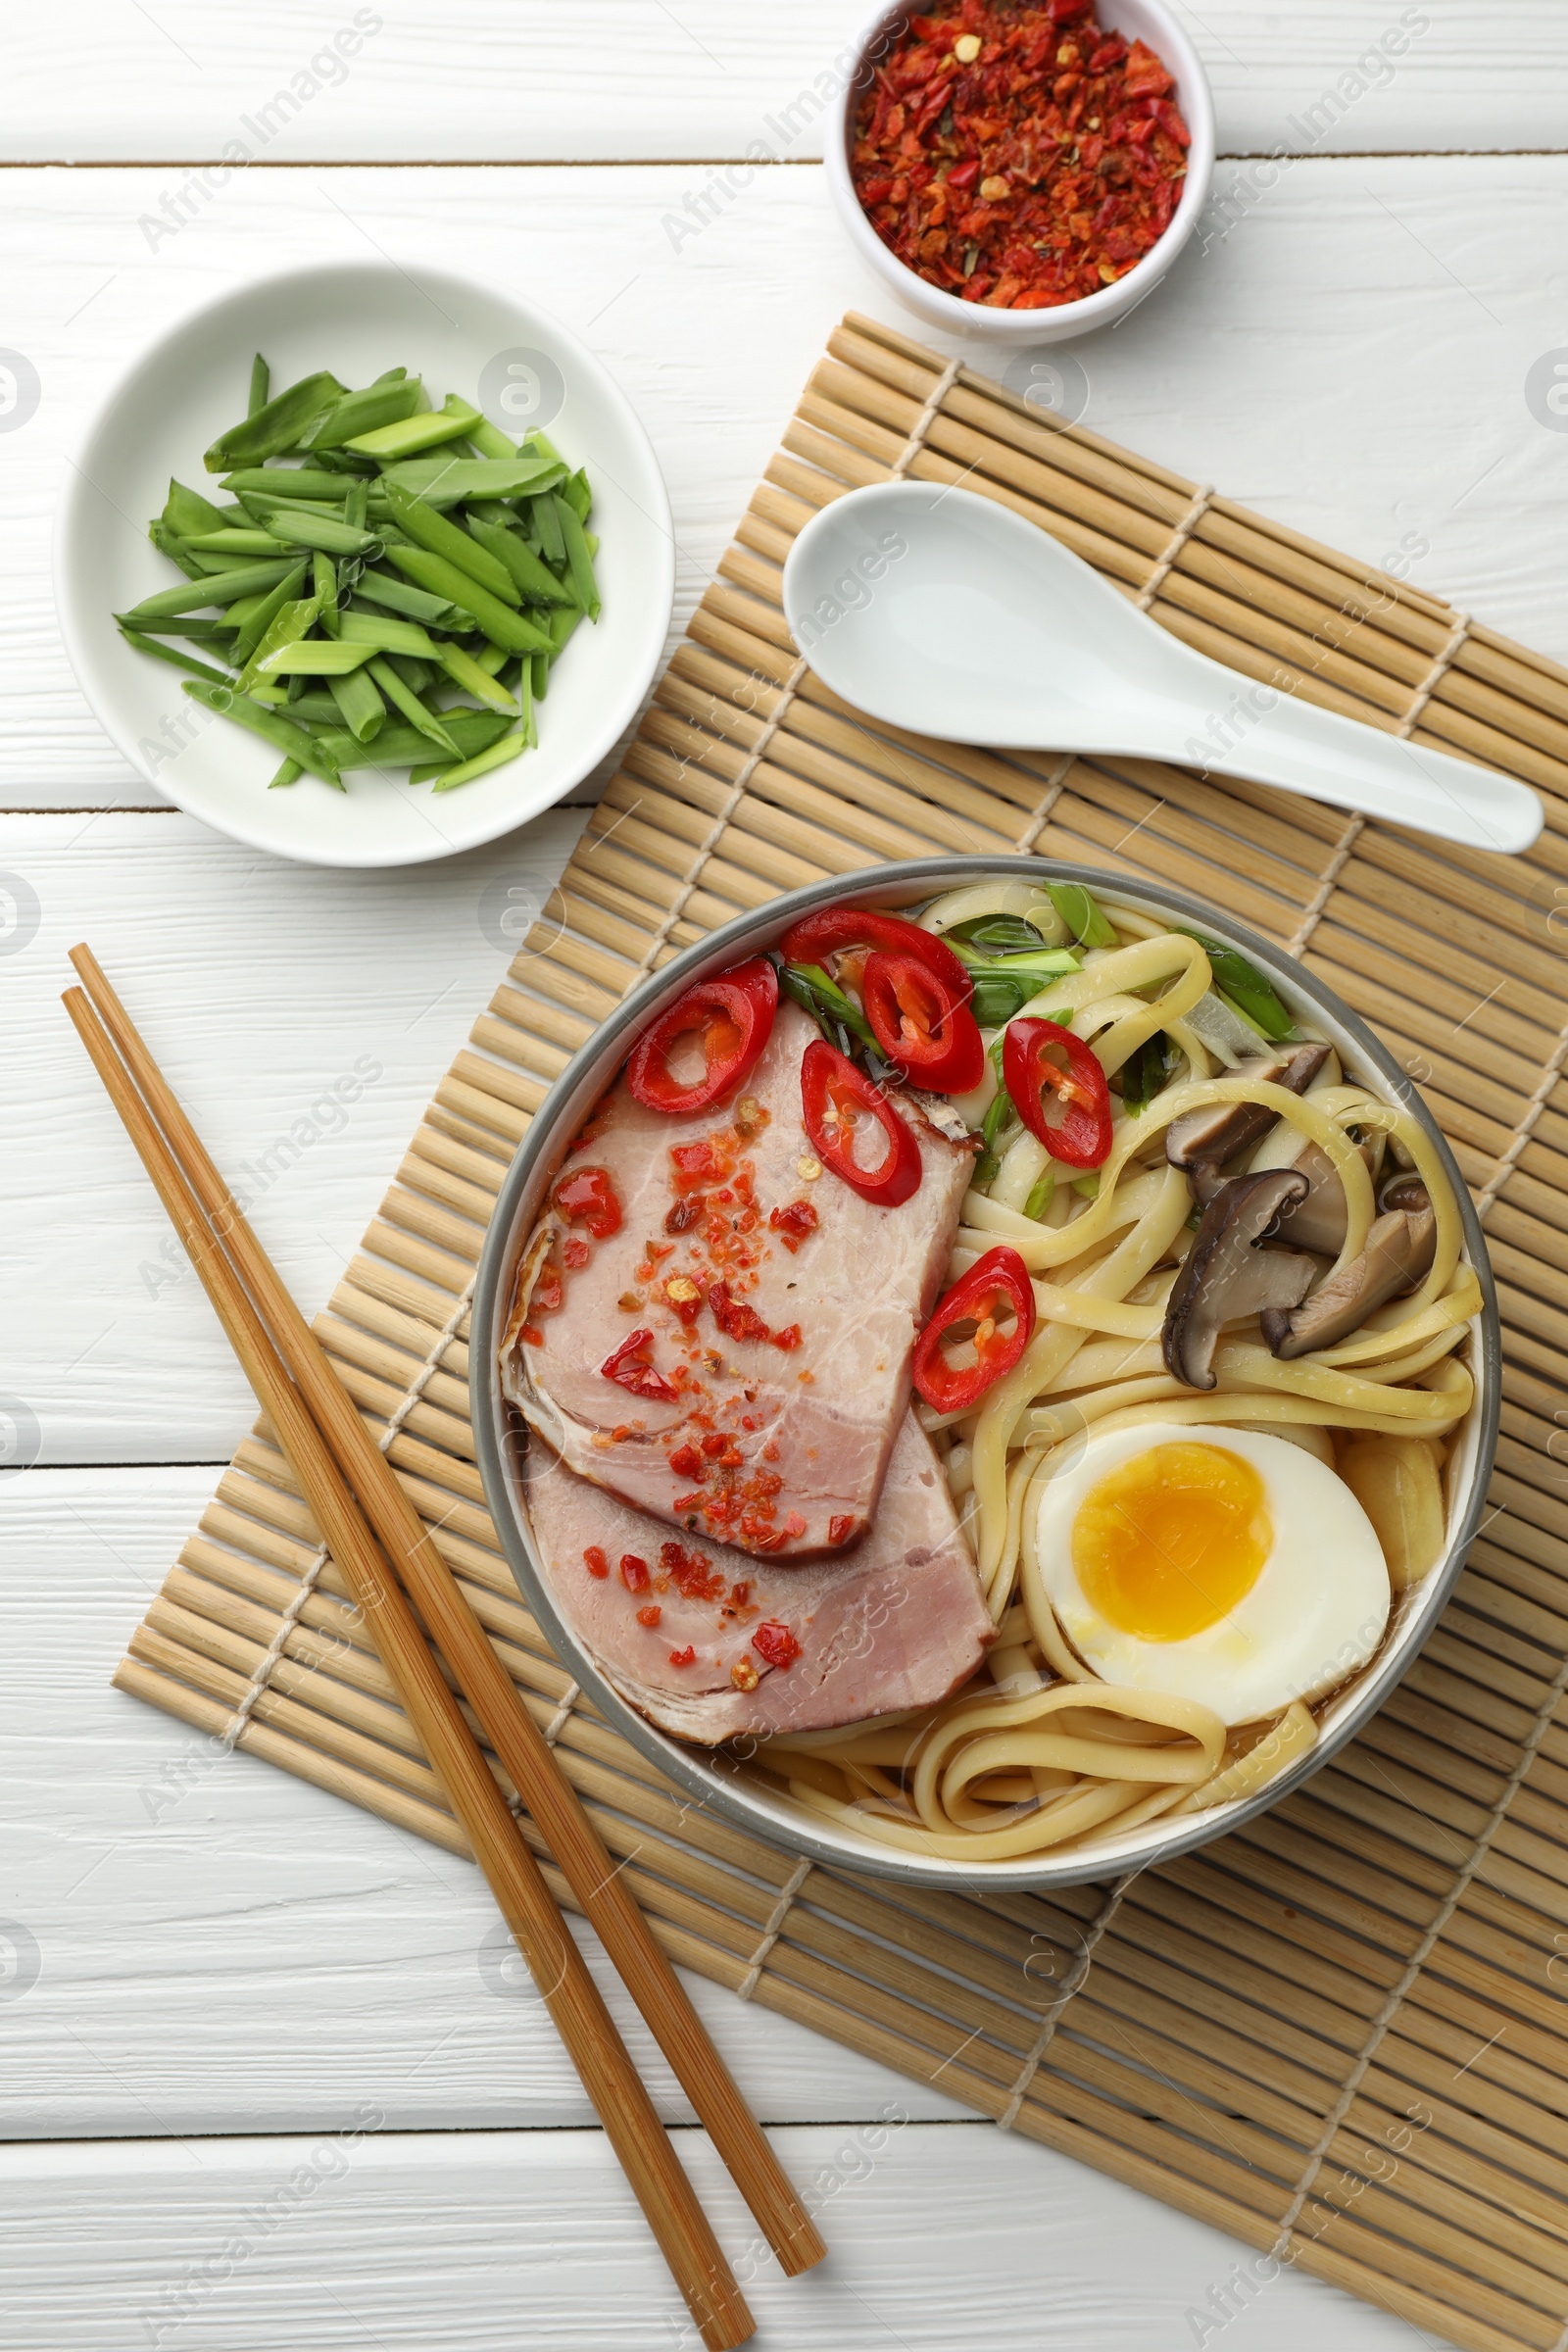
<box><xmin>911</xmin><ymin>1246</ymin><xmax>1037</xmax><ymax>1413</ymax></box>
<box><xmin>779</xmin><ymin>906</ymin><xmax>969</xmax><ymax>999</ymax></box>
<box><xmin>626</xmin><ymin>957</ymin><xmax>778</xmax><ymax>1117</ymax></box>
<box><xmin>800</xmin><ymin>1041</ymin><xmax>922</xmax><ymax>1209</ymax></box>
<box><xmin>861</xmin><ymin>951</ymin><xmax>985</xmax><ymax>1092</ymax></box>
<box><xmin>562</xmin><ymin>1239</ymin><xmax>590</xmax><ymax>1271</ymax></box>
<box><xmin>599</xmin><ymin>1329</ymin><xmax>678</xmax><ymax>1403</ymax></box>
<box><xmin>552</xmin><ymin>1164</ymin><xmax>622</xmax><ymax>1239</ymax></box>
<box><xmin>1004</xmin><ymin>1016</ymin><xmax>1114</xmax><ymax>1168</ymax></box>
<box><xmin>751</xmin><ymin>1621</ymin><xmax>803</xmax><ymax>1671</ymax></box>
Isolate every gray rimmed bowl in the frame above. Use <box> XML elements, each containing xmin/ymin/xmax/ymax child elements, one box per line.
<box><xmin>471</xmin><ymin>858</ymin><xmax>1499</xmax><ymax>1893</ymax></box>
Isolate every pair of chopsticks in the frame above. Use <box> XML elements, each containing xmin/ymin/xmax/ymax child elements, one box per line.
<box><xmin>66</xmin><ymin>948</ymin><xmax>825</xmax><ymax>2351</ymax></box>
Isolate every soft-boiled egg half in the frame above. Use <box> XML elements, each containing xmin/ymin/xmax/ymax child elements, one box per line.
<box><xmin>1034</xmin><ymin>1422</ymin><xmax>1391</xmax><ymax>1727</ymax></box>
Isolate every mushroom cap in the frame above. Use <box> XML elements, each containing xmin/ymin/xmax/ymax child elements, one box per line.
<box><xmin>1261</xmin><ymin>1183</ymin><xmax>1437</xmax><ymax>1360</ymax></box>
<box><xmin>1161</xmin><ymin>1168</ymin><xmax>1318</xmax><ymax>1393</ymax></box>
<box><xmin>1165</xmin><ymin>1043</ymin><xmax>1332</xmax><ymax>1198</ymax></box>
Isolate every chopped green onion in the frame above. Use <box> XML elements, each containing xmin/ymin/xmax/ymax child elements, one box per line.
<box><xmin>204</xmin><ymin>370</ymin><xmax>346</xmax><ymax>471</ymax></box>
<box><xmin>1175</xmin><ymin>931</ymin><xmax>1296</xmax><ymax>1040</ymax></box>
<box><xmin>430</xmin><ymin>727</ymin><xmax>528</xmax><ymax>793</ymax></box>
<box><xmin>1046</xmin><ymin>881</ymin><xmax>1117</xmax><ymax>950</ymax></box>
<box><xmin>1022</xmin><ymin>1165</ymin><xmax>1056</xmax><ymax>1221</ymax></box>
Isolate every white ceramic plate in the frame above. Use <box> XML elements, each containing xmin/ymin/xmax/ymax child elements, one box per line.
<box><xmin>54</xmin><ymin>260</ymin><xmax>674</xmax><ymax>869</ymax></box>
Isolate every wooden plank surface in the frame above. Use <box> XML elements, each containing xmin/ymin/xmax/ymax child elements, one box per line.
<box><xmin>0</xmin><ymin>2127</ymin><xmax>1439</xmax><ymax>2351</ymax></box>
<box><xmin>7</xmin><ymin>158</ymin><xmax>1568</xmax><ymax>808</ymax></box>
<box><xmin>0</xmin><ymin>1</ymin><xmax>1561</xmax><ymax>162</ymax></box>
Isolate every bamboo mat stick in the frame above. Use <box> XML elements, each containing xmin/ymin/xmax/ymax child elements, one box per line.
<box><xmin>63</xmin><ymin>984</ymin><xmax>756</xmax><ymax>2352</ymax></box>
<box><xmin>68</xmin><ymin>945</ymin><xmax>823</xmax><ymax>2283</ymax></box>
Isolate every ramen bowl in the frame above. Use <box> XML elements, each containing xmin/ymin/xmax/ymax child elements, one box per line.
<box><xmin>471</xmin><ymin>858</ymin><xmax>1498</xmax><ymax>1892</ymax></box>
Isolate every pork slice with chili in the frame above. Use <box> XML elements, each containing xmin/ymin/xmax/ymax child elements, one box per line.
<box><xmin>501</xmin><ymin>1000</ymin><xmax>975</xmax><ymax>1558</ymax></box>
<box><xmin>523</xmin><ymin>1414</ymin><xmax>994</xmax><ymax>1741</ymax></box>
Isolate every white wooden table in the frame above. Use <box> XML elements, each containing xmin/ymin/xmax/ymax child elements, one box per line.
<box><xmin>4</xmin><ymin>8</ymin><xmax>1564</xmax><ymax>2344</ymax></box>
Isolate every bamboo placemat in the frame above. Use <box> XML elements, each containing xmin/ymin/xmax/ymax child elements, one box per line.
<box><xmin>117</xmin><ymin>313</ymin><xmax>1568</xmax><ymax>2352</ymax></box>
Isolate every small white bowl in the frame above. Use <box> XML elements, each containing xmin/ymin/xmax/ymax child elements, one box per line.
<box><xmin>55</xmin><ymin>261</ymin><xmax>674</xmax><ymax>870</ymax></box>
<box><xmin>826</xmin><ymin>1</ymin><xmax>1215</xmax><ymax>344</ymax></box>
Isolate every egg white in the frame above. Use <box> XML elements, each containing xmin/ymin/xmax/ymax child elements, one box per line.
<box><xmin>1034</xmin><ymin>1421</ymin><xmax>1391</xmax><ymax>1727</ymax></box>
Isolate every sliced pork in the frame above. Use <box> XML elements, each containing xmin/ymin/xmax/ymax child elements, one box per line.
<box><xmin>501</xmin><ymin>1000</ymin><xmax>974</xmax><ymax>1559</ymax></box>
<box><xmin>523</xmin><ymin>1414</ymin><xmax>994</xmax><ymax>1741</ymax></box>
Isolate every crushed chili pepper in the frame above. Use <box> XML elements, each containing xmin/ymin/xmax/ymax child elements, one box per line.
<box><xmin>852</xmin><ymin>3</ymin><xmax>1188</xmax><ymax>311</ymax></box>
<box><xmin>600</xmin><ymin>1329</ymin><xmax>678</xmax><ymax>1403</ymax></box>
<box><xmin>668</xmin><ymin>1645</ymin><xmax>697</xmax><ymax>1668</ymax></box>
<box><xmin>619</xmin><ymin>1553</ymin><xmax>651</xmax><ymax>1592</ymax></box>
<box><xmin>552</xmin><ymin>1164</ymin><xmax>622</xmax><ymax>1239</ymax></box>
<box><xmin>636</xmin><ymin>1603</ymin><xmax>662</xmax><ymax>1627</ymax></box>
<box><xmin>828</xmin><ymin>1514</ymin><xmax>859</xmax><ymax>1546</ymax></box>
<box><xmin>583</xmin><ymin>1546</ymin><xmax>610</xmax><ymax>1580</ymax></box>
<box><xmin>752</xmin><ymin>1621</ymin><xmax>803</xmax><ymax>1671</ymax></box>
<box><xmin>768</xmin><ymin>1199</ymin><xmax>819</xmax><ymax>1253</ymax></box>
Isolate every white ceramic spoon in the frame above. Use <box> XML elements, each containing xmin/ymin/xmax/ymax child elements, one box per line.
<box><xmin>780</xmin><ymin>482</ymin><xmax>1542</xmax><ymax>856</ymax></box>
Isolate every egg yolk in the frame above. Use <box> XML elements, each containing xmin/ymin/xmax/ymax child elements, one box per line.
<box><xmin>1072</xmin><ymin>1443</ymin><xmax>1272</xmax><ymax>1642</ymax></box>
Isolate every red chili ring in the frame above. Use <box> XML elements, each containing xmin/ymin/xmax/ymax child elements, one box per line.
<box><xmin>778</xmin><ymin>906</ymin><xmax>971</xmax><ymax>1000</ymax></box>
<box><xmin>800</xmin><ymin>1040</ymin><xmax>923</xmax><ymax>1208</ymax></box>
<box><xmin>911</xmin><ymin>1247</ymin><xmax>1037</xmax><ymax>1414</ymax></box>
<box><xmin>1003</xmin><ymin>1016</ymin><xmax>1113</xmax><ymax>1169</ymax></box>
<box><xmin>861</xmin><ymin>950</ymin><xmax>985</xmax><ymax>1092</ymax></box>
<box><xmin>625</xmin><ymin>957</ymin><xmax>778</xmax><ymax>1117</ymax></box>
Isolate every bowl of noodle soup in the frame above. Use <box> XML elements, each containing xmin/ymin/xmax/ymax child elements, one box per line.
<box><xmin>474</xmin><ymin>858</ymin><xmax>1498</xmax><ymax>1892</ymax></box>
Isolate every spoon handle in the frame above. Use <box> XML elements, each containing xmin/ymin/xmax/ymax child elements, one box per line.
<box><xmin>1185</xmin><ymin>678</ymin><xmax>1541</xmax><ymax>854</ymax></box>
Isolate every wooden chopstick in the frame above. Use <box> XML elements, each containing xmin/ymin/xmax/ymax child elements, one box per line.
<box><xmin>69</xmin><ymin>943</ymin><xmax>825</xmax><ymax>2284</ymax></box>
<box><xmin>64</xmin><ymin>981</ymin><xmax>757</xmax><ymax>2352</ymax></box>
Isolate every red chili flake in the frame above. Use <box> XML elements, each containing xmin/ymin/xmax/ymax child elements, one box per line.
<box><xmin>752</xmin><ymin>1621</ymin><xmax>803</xmax><ymax>1671</ymax></box>
<box><xmin>668</xmin><ymin>1645</ymin><xmax>697</xmax><ymax>1668</ymax></box>
<box><xmin>520</xmin><ymin>1325</ymin><xmax>545</xmax><ymax>1347</ymax></box>
<box><xmin>828</xmin><ymin>1515</ymin><xmax>858</xmax><ymax>1546</ymax></box>
<box><xmin>636</xmin><ymin>1603</ymin><xmax>662</xmax><ymax>1627</ymax></box>
<box><xmin>583</xmin><ymin>1546</ymin><xmax>610</xmax><ymax>1581</ymax></box>
<box><xmin>661</xmin><ymin>1540</ymin><xmax>727</xmax><ymax>1603</ymax></box>
<box><xmin>851</xmin><ymin>2</ymin><xmax>1188</xmax><ymax>311</ymax></box>
<box><xmin>672</xmin><ymin>1491</ymin><xmax>706</xmax><ymax>1515</ymax></box>
<box><xmin>730</xmin><ymin>1580</ymin><xmax>752</xmax><ymax>1608</ymax></box>
<box><xmin>553</xmin><ymin>1165</ymin><xmax>622</xmax><ymax>1239</ymax></box>
<box><xmin>768</xmin><ymin>1199</ymin><xmax>819</xmax><ymax>1254</ymax></box>
<box><xmin>670</xmin><ymin>1141</ymin><xmax>720</xmax><ymax>1193</ymax></box>
<box><xmin>700</xmin><ymin>1432</ymin><xmax>728</xmax><ymax>1459</ymax></box>
<box><xmin>619</xmin><ymin>1553</ymin><xmax>651</xmax><ymax>1592</ymax></box>
<box><xmin>600</xmin><ymin>1330</ymin><xmax>678</xmax><ymax>1403</ymax></box>
<box><xmin>761</xmin><ymin>1440</ymin><xmax>781</xmax><ymax>1463</ymax></box>
<box><xmin>664</xmin><ymin>1194</ymin><xmax>706</xmax><ymax>1235</ymax></box>
<box><xmin>532</xmin><ymin>1264</ymin><xmax>564</xmax><ymax>1315</ymax></box>
<box><xmin>780</xmin><ymin>1512</ymin><xmax>807</xmax><ymax>1541</ymax></box>
<box><xmin>667</xmin><ymin>1443</ymin><xmax>705</xmax><ymax>1480</ymax></box>
<box><xmin>770</xmin><ymin>1324</ymin><xmax>803</xmax><ymax>1352</ymax></box>
<box><xmin>563</xmin><ymin>1239</ymin><xmax>590</xmax><ymax>1271</ymax></box>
